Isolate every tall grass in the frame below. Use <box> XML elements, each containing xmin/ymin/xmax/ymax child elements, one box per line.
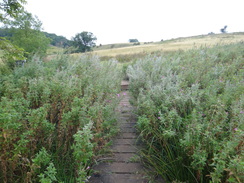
<box><xmin>127</xmin><ymin>42</ymin><xmax>244</xmax><ymax>182</ymax></box>
<box><xmin>0</xmin><ymin>54</ymin><xmax>122</xmax><ymax>182</ymax></box>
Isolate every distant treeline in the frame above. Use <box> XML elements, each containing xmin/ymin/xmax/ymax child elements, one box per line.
<box><xmin>0</xmin><ymin>28</ymin><xmax>72</xmax><ymax>48</ymax></box>
<box><xmin>43</xmin><ymin>32</ymin><xmax>72</xmax><ymax>47</ymax></box>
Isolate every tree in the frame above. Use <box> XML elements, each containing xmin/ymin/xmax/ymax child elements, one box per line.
<box><xmin>0</xmin><ymin>36</ymin><xmax>26</xmax><ymax>69</ymax></box>
<box><xmin>129</xmin><ymin>39</ymin><xmax>139</xmax><ymax>43</ymax></box>
<box><xmin>0</xmin><ymin>0</ymin><xmax>27</xmax><ymax>23</ymax></box>
<box><xmin>220</xmin><ymin>25</ymin><xmax>227</xmax><ymax>33</ymax></box>
<box><xmin>5</xmin><ymin>12</ymin><xmax>50</xmax><ymax>57</ymax></box>
<box><xmin>0</xmin><ymin>27</ymin><xmax>13</xmax><ymax>37</ymax></box>
<box><xmin>72</xmin><ymin>31</ymin><xmax>97</xmax><ymax>53</ymax></box>
<box><xmin>0</xmin><ymin>0</ymin><xmax>27</xmax><ymax>70</ymax></box>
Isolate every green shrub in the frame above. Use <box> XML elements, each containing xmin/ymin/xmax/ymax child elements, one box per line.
<box><xmin>0</xmin><ymin>54</ymin><xmax>122</xmax><ymax>182</ymax></box>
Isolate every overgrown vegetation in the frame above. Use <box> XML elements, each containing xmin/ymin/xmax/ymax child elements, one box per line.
<box><xmin>127</xmin><ymin>42</ymin><xmax>244</xmax><ymax>182</ymax></box>
<box><xmin>0</xmin><ymin>55</ymin><xmax>122</xmax><ymax>182</ymax></box>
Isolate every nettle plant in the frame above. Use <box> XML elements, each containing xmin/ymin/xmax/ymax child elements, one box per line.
<box><xmin>0</xmin><ymin>54</ymin><xmax>122</xmax><ymax>182</ymax></box>
<box><xmin>127</xmin><ymin>42</ymin><xmax>244</xmax><ymax>183</ymax></box>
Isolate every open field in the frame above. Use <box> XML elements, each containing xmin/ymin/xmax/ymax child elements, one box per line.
<box><xmin>89</xmin><ymin>33</ymin><xmax>244</xmax><ymax>58</ymax></box>
<box><xmin>35</xmin><ymin>32</ymin><xmax>244</xmax><ymax>62</ymax></box>
<box><xmin>2</xmin><ymin>33</ymin><xmax>244</xmax><ymax>62</ymax></box>
<box><xmin>63</xmin><ymin>32</ymin><xmax>243</xmax><ymax>61</ymax></box>
<box><xmin>93</xmin><ymin>42</ymin><xmax>135</xmax><ymax>51</ymax></box>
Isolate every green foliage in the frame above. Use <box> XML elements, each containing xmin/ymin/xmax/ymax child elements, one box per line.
<box><xmin>5</xmin><ymin>12</ymin><xmax>50</xmax><ymax>57</ymax></box>
<box><xmin>6</xmin><ymin>11</ymin><xmax>42</xmax><ymax>30</ymax></box>
<box><xmin>71</xmin><ymin>31</ymin><xmax>97</xmax><ymax>53</ymax></box>
<box><xmin>0</xmin><ymin>0</ymin><xmax>27</xmax><ymax>22</ymax></box>
<box><xmin>12</xmin><ymin>28</ymin><xmax>50</xmax><ymax>57</ymax></box>
<box><xmin>0</xmin><ymin>54</ymin><xmax>122</xmax><ymax>182</ymax></box>
<box><xmin>0</xmin><ymin>27</ymin><xmax>13</xmax><ymax>37</ymax></box>
<box><xmin>127</xmin><ymin>42</ymin><xmax>244</xmax><ymax>182</ymax></box>
<box><xmin>38</xmin><ymin>163</ymin><xmax>57</xmax><ymax>183</ymax></box>
<box><xmin>0</xmin><ymin>36</ymin><xmax>26</xmax><ymax>69</ymax></box>
<box><xmin>0</xmin><ymin>28</ymin><xmax>71</xmax><ymax>48</ymax></box>
<box><xmin>72</xmin><ymin>121</ymin><xmax>94</xmax><ymax>182</ymax></box>
<box><xmin>32</xmin><ymin>148</ymin><xmax>51</xmax><ymax>168</ymax></box>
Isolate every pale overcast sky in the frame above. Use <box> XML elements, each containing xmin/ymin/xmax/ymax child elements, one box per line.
<box><xmin>25</xmin><ymin>0</ymin><xmax>244</xmax><ymax>44</ymax></box>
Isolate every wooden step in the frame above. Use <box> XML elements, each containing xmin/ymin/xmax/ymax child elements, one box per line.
<box><xmin>113</xmin><ymin>138</ymin><xmax>137</xmax><ymax>145</ymax></box>
<box><xmin>89</xmin><ymin>173</ymin><xmax>147</xmax><ymax>183</ymax></box>
<box><xmin>93</xmin><ymin>162</ymin><xmax>143</xmax><ymax>174</ymax></box>
<box><xmin>121</xmin><ymin>80</ymin><xmax>129</xmax><ymax>90</ymax></box>
<box><xmin>112</xmin><ymin>145</ymin><xmax>137</xmax><ymax>153</ymax></box>
<box><xmin>118</xmin><ymin>132</ymin><xmax>137</xmax><ymax>139</ymax></box>
<box><xmin>113</xmin><ymin>153</ymin><xmax>138</xmax><ymax>162</ymax></box>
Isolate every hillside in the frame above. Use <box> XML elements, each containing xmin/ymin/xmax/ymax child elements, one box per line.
<box><xmin>89</xmin><ymin>32</ymin><xmax>244</xmax><ymax>59</ymax></box>
<box><xmin>44</xmin><ymin>32</ymin><xmax>244</xmax><ymax>62</ymax></box>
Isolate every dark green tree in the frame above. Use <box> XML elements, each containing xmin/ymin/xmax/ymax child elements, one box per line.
<box><xmin>0</xmin><ymin>1</ymin><xmax>27</xmax><ymax>70</ymax></box>
<box><xmin>6</xmin><ymin>12</ymin><xmax>50</xmax><ymax>57</ymax></box>
<box><xmin>129</xmin><ymin>39</ymin><xmax>139</xmax><ymax>43</ymax></box>
<box><xmin>0</xmin><ymin>27</ymin><xmax>13</xmax><ymax>37</ymax></box>
<box><xmin>0</xmin><ymin>36</ymin><xmax>26</xmax><ymax>69</ymax></box>
<box><xmin>72</xmin><ymin>31</ymin><xmax>97</xmax><ymax>52</ymax></box>
<box><xmin>0</xmin><ymin>28</ymin><xmax>72</xmax><ymax>48</ymax></box>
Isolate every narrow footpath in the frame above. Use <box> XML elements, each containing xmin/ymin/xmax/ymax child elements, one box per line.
<box><xmin>89</xmin><ymin>81</ymin><xmax>148</xmax><ymax>183</ymax></box>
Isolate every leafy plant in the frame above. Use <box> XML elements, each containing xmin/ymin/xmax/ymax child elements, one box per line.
<box><xmin>72</xmin><ymin>121</ymin><xmax>94</xmax><ymax>182</ymax></box>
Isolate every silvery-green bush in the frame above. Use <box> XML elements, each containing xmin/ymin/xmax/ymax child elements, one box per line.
<box><xmin>127</xmin><ymin>43</ymin><xmax>244</xmax><ymax>182</ymax></box>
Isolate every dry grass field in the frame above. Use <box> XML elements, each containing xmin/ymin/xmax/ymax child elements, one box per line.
<box><xmin>88</xmin><ymin>33</ymin><xmax>244</xmax><ymax>58</ymax></box>
<box><xmin>93</xmin><ymin>42</ymin><xmax>135</xmax><ymax>51</ymax></box>
<box><xmin>2</xmin><ymin>32</ymin><xmax>244</xmax><ymax>63</ymax></box>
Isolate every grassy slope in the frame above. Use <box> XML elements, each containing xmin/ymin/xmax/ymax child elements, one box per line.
<box><xmin>89</xmin><ymin>33</ymin><xmax>244</xmax><ymax>57</ymax></box>
<box><xmin>93</xmin><ymin>42</ymin><xmax>135</xmax><ymax>51</ymax></box>
<box><xmin>16</xmin><ymin>32</ymin><xmax>244</xmax><ymax>62</ymax></box>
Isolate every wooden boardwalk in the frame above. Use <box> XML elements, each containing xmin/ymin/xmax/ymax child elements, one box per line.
<box><xmin>89</xmin><ymin>81</ymin><xmax>148</xmax><ymax>183</ymax></box>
